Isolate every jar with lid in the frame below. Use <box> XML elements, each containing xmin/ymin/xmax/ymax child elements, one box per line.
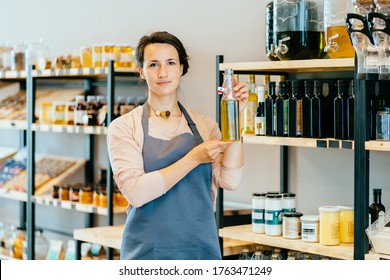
<box><xmin>80</xmin><ymin>46</ymin><xmax>92</xmax><ymax>68</ymax></box>
<box><xmin>22</xmin><ymin>229</ymin><xmax>49</xmax><ymax>260</ymax></box>
<box><xmin>86</xmin><ymin>95</ymin><xmax>99</xmax><ymax>126</ymax></box>
<box><xmin>102</xmin><ymin>44</ymin><xmax>118</xmax><ymax>67</ymax></box>
<box><xmin>51</xmin><ymin>185</ymin><xmax>60</xmax><ymax>199</ymax></box>
<box><xmin>79</xmin><ymin>185</ymin><xmax>93</xmax><ymax>204</ymax></box>
<box><xmin>117</xmin><ymin>44</ymin><xmax>134</xmax><ymax>68</ymax></box>
<box><xmin>252</xmin><ymin>192</ymin><xmax>266</xmax><ymax>233</ymax></box>
<box><xmin>282</xmin><ymin>192</ymin><xmax>296</xmax><ymax>213</ymax></box>
<box><xmin>282</xmin><ymin>212</ymin><xmax>303</xmax><ymax>239</ymax></box>
<box><xmin>375</xmin><ymin>0</ymin><xmax>390</xmax><ymax>14</ymax></box>
<box><xmin>10</xmin><ymin>43</ymin><xmax>26</xmax><ymax>71</ymax></box>
<box><xmin>324</xmin><ymin>0</ymin><xmax>355</xmax><ymax>58</ymax></box>
<box><xmin>39</xmin><ymin>102</ymin><xmax>52</xmax><ymax>124</ymax></box>
<box><xmin>238</xmin><ymin>248</ymin><xmax>252</xmax><ymax>260</ymax></box>
<box><xmin>65</xmin><ymin>101</ymin><xmax>75</xmax><ymax>125</ymax></box>
<box><xmin>59</xmin><ymin>184</ymin><xmax>70</xmax><ymax>201</ymax></box>
<box><xmin>69</xmin><ymin>184</ymin><xmax>80</xmax><ymax>202</ymax></box>
<box><xmin>273</xmin><ymin>0</ymin><xmax>326</xmax><ymax>60</ymax></box>
<box><xmin>376</xmin><ymin>108</ymin><xmax>390</xmax><ymax>140</ymax></box>
<box><xmin>269</xmin><ymin>248</ymin><xmax>283</xmax><ymax>260</ymax></box>
<box><xmin>265</xmin><ymin>193</ymin><xmax>283</xmax><ymax>236</ymax></box>
<box><xmin>251</xmin><ymin>250</ymin><xmax>264</xmax><ymax>260</ymax></box>
<box><xmin>74</xmin><ymin>95</ymin><xmax>87</xmax><ymax>125</ymax></box>
<box><xmin>93</xmin><ymin>185</ymin><xmax>103</xmax><ymax>207</ymax></box>
<box><xmin>9</xmin><ymin>227</ymin><xmax>26</xmax><ymax>259</ymax></box>
<box><xmin>300</xmin><ymin>215</ymin><xmax>319</xmax><ymax>243</ymax></box>
<box><xmin>52</xmin><ymin>101</ymin><xmax>66</xmax><ymax>125</ymax></box>
<box><xmin>1</xmin><ymin>43</ymin><xmax>12</xmax><ymax>71</ymax></box>
<box><xmin>286</xmin><ymin>251</ymin><xmax>297</xmax><ymax>260</ymax></box>
<box><xmin>298</xmin><ymin>252</ymin><xmax>313</xmax><ymax>260</ymax></box>
<box><xmin>319</xmin><ymin>206</ymin><xmax>340</xmax><ymax>245</ymax></box>
<box><xmin>114</xmin><ymin>187</ymin><xmax>128</xmax><ymax>207</ymax></box>
<box><xmin>352</xmin><ymin>0</ymin><xmax>375</xmax><ymax>15</ymax></box>
<box><xmin>338</xmin><ymin>205</ymin><xmax>354</xmax><ymax>243</ymax></box>
<box><xmin>92</xmin><ymin>44</ymin><xmax>103</xmax><ymax>68</ymax></box>
<box><xmin>100</xmin><ymin>189</ymin><xmax>108</xmax><ymax>207</ymax></box>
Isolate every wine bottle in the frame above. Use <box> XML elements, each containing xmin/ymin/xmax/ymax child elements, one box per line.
<box><xmin>220</xmin><ymin>68</ymin><xmax>240</xmax><ymax>141</ymax></box>
<box><xmin>275</xmin><ymin>81</ymin><xmax>287</xmax><ymax>136</ymax></box>
<box><xmin>255</xmin><ymin>86</ymin><xmax>265</xmax><ymax>136</ymax></box>
<box><xmin>334</xmin><ymin>80</ymin><xmax>349</xmax><ymax>140</ymax></box>
<box><xmin>325</xmin><ymin>80</ymin><xmax>337</xmax><ymax>138</ymax></box>
<box><xmin>288</xmin><ymin>80</ymin><xmax>300</xmax><ymax>137</ymax></box>
<box><xmin>302</xmin><ymin>80</ymin><xmax>313</xmax><ymax>138</ymax></box>
<box><xmin>348</xmin><ymin>80</ymin><xmax>355</xmax><ymax>140</ymax></box>
<box><xmin>369</xmin><ymin>188</ymin><xmax>386</xmax><ymax>224</ymax></box>
<box><xmin>265</xmin><ymin>81</ymin><xmax>276</xmax><ymax>136</ymax></box>
<box><xmin>311</xmin><ymin>80</ymin><xmax>325</xmax><ymax>138</ymax></box>
<box><xmin>243</xmin><ymin>74</ymin><xmax>257</xmax><ymax>134</ymax></box>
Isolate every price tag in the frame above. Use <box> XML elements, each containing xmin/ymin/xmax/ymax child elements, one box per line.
<box><xmin>76</xmin><ymin>204</ymin><xmax>93</xmax><ymax>213</ymax></box>
<box><xmin>61</xmin><ymin>201</ymin><xmax>72</xmax><ymax>210</ymax></box>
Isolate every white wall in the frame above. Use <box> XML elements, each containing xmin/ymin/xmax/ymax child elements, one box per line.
<box><xmin>1</xmin><ymin>0</ymin><xmax>389</xmax><ymax>240</ymax></box>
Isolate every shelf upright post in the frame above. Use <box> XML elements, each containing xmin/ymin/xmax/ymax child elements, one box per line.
<box><xmin>215</xmin><ymin>55</ymin><xmax>224</xmax><ymax>256</ymax></box>
<box><xmin>280</xmin><ymin>146</ymin><xmax>288</xmax><ymax>193</ymax></box>
<box><xmin>106</xmin><ymin>60</ymin><xmax>115</xmax><ymax>260</ymax></box>
<box><xmin>26</xmin><ymin>65</ymin><xmax>36</xmax><ymax>260</ymax></box>
<box><xmin>19</xmin><ymin>129</ymin><xmax>27</xmax><ymax>229</ymax></box>
<box><xmin>354</xmin><ymin>77</ymin><xmax>371</xmax><ymax>260</ymax></box>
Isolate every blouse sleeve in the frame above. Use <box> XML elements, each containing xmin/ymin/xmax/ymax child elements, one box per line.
<box><xmin>107</xmin><ymin>111</ymin><xmax>167</xmax><ymax>208</ymax></box>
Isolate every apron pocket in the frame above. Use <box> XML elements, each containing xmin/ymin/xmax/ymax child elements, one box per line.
<box><xmin>137</xmin><ymin>247</ymin><xmax>221</xmax><ymax>260</ymax></box>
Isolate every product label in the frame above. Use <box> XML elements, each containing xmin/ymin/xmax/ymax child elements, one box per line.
<box><xmin>283</xmin><ymin>207</ymin><xmax>296</xmax><ymax>213</ymax></box>
<box><xmin>255</xmin><ymin>116</ymin><xmax>265</xmax><ymax>135</ymax></box>
<box><xmin>283</xmin><ymin>100</ymin><xmax>288</xmax><ymax>134</ymax></box>
<box><xmin>252</xmin><ymin>208</ymin><xmax>265</xmax><ymax>224</ymax></box>
<box><xmin>331</xmin><ymin>223</ymin><xmax>340</xmax><ymax>239</ymax></box>
<box><xmin>265</xmin><ymin>209</ymin><xmax>282</xmax><ymax>225</ymax></box>
<box><xmin>302</xmin><ymin>223</ymin><xmax>318</xmax><ymax>242</ymax></box>
<box><xmin>297</xmin><ymin>99</ymin><xmax>302</xmax><ymax>135</ymax></box>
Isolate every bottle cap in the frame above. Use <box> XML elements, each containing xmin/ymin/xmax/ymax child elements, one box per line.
<box><xmin>257</xmin><ymin>86</ymin><xmax>265</xmax><ymax>102</ymax></box>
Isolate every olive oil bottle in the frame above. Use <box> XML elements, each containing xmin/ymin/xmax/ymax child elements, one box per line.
<box><xmin>221</xmin><ymin>68</ymin><xmax>240</xmax><ymax>141</ymax></box>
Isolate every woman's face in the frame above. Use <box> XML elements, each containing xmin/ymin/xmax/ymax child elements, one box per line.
<box><xmin>138</xmin><ymin>43</ymin><xmax>184</xmax><ymax>98</ymax></box>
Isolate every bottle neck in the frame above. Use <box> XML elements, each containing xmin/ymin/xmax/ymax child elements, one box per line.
<box><xmin>374</xmin><ymin>192</ymin><xmax>381</xmax><ymax>204</ymax></box>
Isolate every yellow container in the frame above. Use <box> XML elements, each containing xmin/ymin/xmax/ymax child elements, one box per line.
<box><xmin>319</xmin><ymin>206</ymin><xmax>340</xmax><ymax>246</ymax></box>
<box><xmin>338</xmin><ymin>205</ymin><xmax>354</xmax><ymax>243</ymax></box>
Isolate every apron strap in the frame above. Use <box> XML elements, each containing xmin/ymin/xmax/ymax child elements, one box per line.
<box><xmin>178</xmin><ymin>102</ymin><xmax>204</xmax><ymax>145</ymax></box>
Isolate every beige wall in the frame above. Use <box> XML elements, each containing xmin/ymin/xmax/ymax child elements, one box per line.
<box><xmin>0</xmin><ymin>0</ymin><xmax>389</xmax><ymax>241</ymax></box>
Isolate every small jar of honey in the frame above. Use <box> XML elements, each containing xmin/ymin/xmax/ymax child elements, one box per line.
<box><xmin>79</xmin><ymin>186</ymin><xmax>93</xmax><ymax>204</ymax></box>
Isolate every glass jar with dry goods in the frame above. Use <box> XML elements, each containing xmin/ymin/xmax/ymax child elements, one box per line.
<box><xmin>80</xmin><ymin>46</ymin><xmax>92</xmax><ymax>68</ymax></box>
<box><xmin>79</xmin><ymin>186</ymin><xmax>93</xmax><ymax>204</ymax></box>
<box><xmin>10</xmin><ymin>43</ymin><xmax>26</xmax><ymax>71</ymax></box>
<box><xmin>39</xmin><ymin>102</ymin><xmax>52</xmax><ymax>124</ymax></box>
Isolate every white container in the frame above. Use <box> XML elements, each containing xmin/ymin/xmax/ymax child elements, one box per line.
<box><xmin>282</xmin><ymin>192</ymin><xmax>296</xmax><ymax>213</ymax></box>
<box><xmin>301</xmin><ymin>215</ymin><xmax>320</xmax><ymax>243</ymax></box>
<box><xmin>283</xmin><ymin>212</ymin><xmax>303</xmax><ymax>239</ymax></box>
<box><xmin>265</xmin><ymin>193</ymin><xmax>283</xmax><ymax>236</ymax></box>
<box><xmin>252</xmin><ymin>193</ymin><xmax>266</xmax><ymax>233</ymax></box>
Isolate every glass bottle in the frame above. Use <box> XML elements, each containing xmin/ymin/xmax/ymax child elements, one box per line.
<box><xmin>273</xmin><ymin>0</ymin><xmax>326</xmax><ymax>60</ymax></box>
<box><xmin>251</xmin><ymin>250</ymin><xmax>264</xmax><ymax>260</ymax></box>
<box><xmin>324</xmin><ymin>0</ymin><xmax>355</xmax><ymax>58</ymax></box>
<box><xmin>265</xmin><ymin>81</ymin><xmax>276</xmax><ymax>136</ymax></box>
<box><xmin>10</xmin><ymin>43</ymin><xmax>26</xmax><ymax>71</ymax></box>
<box><xmin>255</xmin><ymin>86</ymin><xmax>266</xmax><ymax>136</ymax></box>
<box><xmin>238</xmin><ymin>248</ymin><xmax>252</xmax><ymax>260</ymax></box>
<box><xmin>221</xmin><ymin>68</ymin><xmax>240</xmax><ymax>141</ymax></box>
<box><xmin>269</xmin><ymin>248</ymin><xmax>283</xmax><ymax>260</ymax></box>
<box><xmin>311</xmin><ymin>80</ymin><xmax>325</xmax><ymax>138</ymax></box>
<box><xmin>275</xmin><ymin>81</ymin><xmax>288</xmax><ymax>136</ymax></box>
<box><xmin>288</xmin><ymin>80</ymin><xmax>300</xmax><ymax>137</ymax></box>
<box><xmin>287</xmin><ymin>251</ymin><xmax>297</xmax><ymax>260</ymax></box>
<box><xmin>302</xmin><ymin>80</ymin><xmax>313</xmax><ymax>138</ymax></box>
<box><xmin>243</xmin><ymin>74</ymin><xmax>257</xmax><ymax>134</ymax></box>
<box><xmin>266</xmin><ymin>1</ymin><xmax>279</xmax><ymax>60</ymax></box>
<box><xmin>299</xmin><ymin>252</ymin><xmax>313</xmax><ymax>260</ymax></box>
<box><xmin>334</xmin><ymin>80</ymin><xmax>349</xmax><ymax>140</ymax></box>
<box><xmin>369</xmin><ymin>188</ymin><xmax>386</xmax><ymax>224</ymax></box>
<box><xmin>74</xmin><ymin>95</ymin><xmax>87</xmax><ymax>125</ymax></box>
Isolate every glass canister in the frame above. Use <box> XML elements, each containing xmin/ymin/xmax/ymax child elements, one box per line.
<box><xmin>338</xmin><ymin>205</ymin><xmax>354</xmax><ymax>243</ymax></box>
<box><xmin>375</xmin><ymin>0</ymin><xmax>390</xmax><ymax>14</ymax></box>
<box><xmin>265</xmin><ymin>193</ymin><xmax>283</xmax><ymax>236</ymax></box>
<box><xmin>376</xmin><ymin>108</ymin><xmax>390</xmax><ymax>140</ymax></box>
<box><xmin>273</xmin><ymin>0</ymin><xmax>326</xmax><ymax>60</ymax></box>
<box><xmin>352</xmin><ymin>0</ymin><xmax>376</xmax><ymax>15</ymax></box>
<box><xmin>252</xmin><ymin>192</ymin><xmax>267</xmax><ymax>233</ymax></box>
<box><xmin>10</xmin><ymin>43</ymin><xmax>26</xmax><ymax>71</ymax></box>
<box><xmin>282</xmin><ymin>192</ymin><xmax>296</xmax><ymax>213</ymax></box>
<box><xmin>266</xmin><ymin>1</ymin><xmax>279</xmax><ymax>60</ymax></box>
<box><xmin>324</xmin><ymin>0</ymin><xmax>355</xmax><ymax>58</ymax></box>
<box><xmin>319</xmin><ymin>206</ymin><xmax>340</xmax><ymax>245</ymax></box>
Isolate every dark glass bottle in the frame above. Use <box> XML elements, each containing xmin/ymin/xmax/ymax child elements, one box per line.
<box><xmin>334</xmin><ymin>80</ymin><xmax>349</xmax><ymax>140</ymax></box>
<box><xmin>265</xmin><ymin>81</ymin><xmax>276</xmax><ymax>136</ymax></box>
<box><xmin>311</xmin><ymin>80</ymin><xmax>325</xmax><ymax>138</ymax></box>
<box><xmin>288</xmin><ymin>80</ymin><xmax>301</xmax><ymax>137</ymax></box>
<box><xmin>348</xmin><ymin>80</ymin><xmax>355</xmax><ymax>140</ymax></box>
<box><xmin>302</xmin><ymin>80</ymin><xmax>313</xmax><ymax>138</ymax></box>
<box><xmin>275</xmin><ymin>81</ymin><xmax>287</xmax><ymax>136</ymax></box>
<box><xmin>369</xmin><ymin>188</ymin><xmax>386</xmax><ymax>224</ymax></box>
<box><xmin>325</xmin><ymin>80</ymin><xmax>337</xmax><ymax>138</ymax></box>
<box><xmin>255</xmin><ymin>86</ymin><xmax>265</xmax><ymax>136</ymax></box>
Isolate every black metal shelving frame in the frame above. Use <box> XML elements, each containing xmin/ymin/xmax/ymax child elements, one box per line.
<box><xmin>215</xmin><ymin>55</ymin><xmax>372</xmax><ymax>260</ymax></box>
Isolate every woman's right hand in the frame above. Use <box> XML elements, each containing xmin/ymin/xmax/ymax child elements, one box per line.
<box><xmin>187</xmin><ymin>140</ymin><xmax>229</xmax><ymax>165</ymax></box>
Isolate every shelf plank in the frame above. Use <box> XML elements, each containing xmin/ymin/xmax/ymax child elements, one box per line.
<box><xmin>242</xmin><ymin>135</ymin><xmax>327</xmax><ymax>148</ymax></box>
<box><xmin>365</xmin><ymin>140</ymin><xmax>390</xmax><ymax>151</ymax></box>
<box><xmin>219</xmin><ymin>224</ymin><xmax>354</xmax><ymax>260</ymax></box>
<box><xmin>0</xmin><ymin>189</ymin><xmax>27</xmax><ymax>201</ymax></box>
<box><xmin>219</xmin><ymin>58</ymin><xmax>354</xmax><ymax>73</ymax></box>
<box><xmin>365</xmin><ymin>251</ymin><xmax>390</xmax><ymax>260</ymax></box>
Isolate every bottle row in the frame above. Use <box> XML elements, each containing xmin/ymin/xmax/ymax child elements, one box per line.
<box><xmin>253</xmin><ymin>78</ymin><xmax>355</xmax><ymax>140</ymax></box>
<box><xmin>238</xmin><ymin>247</ymin><xmax>331</xmax><ymax>260</ymax></box>
<box><xmin>0</xmin><ymin>39</ymin><xmax>136</xmax><ymax>72</ymax></box>
<box><xmin>252</xmin><ymin>192</ymin><xmax>355</xmax><ymax>246</ymax></box>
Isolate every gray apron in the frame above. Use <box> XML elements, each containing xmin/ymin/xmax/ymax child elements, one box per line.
<box><xmin>120</xmin><ymin>102</ymin><xmax>221</xmax><ymax>260</ymax></box>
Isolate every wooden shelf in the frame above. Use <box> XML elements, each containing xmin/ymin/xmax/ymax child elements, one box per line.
<box><xmin>0</xmin><ymin>67</ymin><xmax>137</xmax><ymax>79</ymax></box>
<box><xmin>34</xmin><ymin>194</ymin><xmax>127</xmax><ymax>215</ymax></box>
<box><xmin>219</xmin><ymin>224</ymin><xmax>354</xmax><ymax>260</ymax></box>
<box><xmin>0</xmin><ymin>120</ymin><xmax>107</xmax><ymax>135</ymax></box>
<box><xmin>365</xmin><ymin>140</ymin><xmax>390</xmax><ymax>152</ymax></box>
<box><xmin>0</xmin><ymin>189</ymin><xmax>27</xmax><ymax>201</ymax></box>
<box><xmin>0</xmin><ymin>252</ymin><xmax>18</xmax><ymax>260</ymax></box>
<box><xmin>219</xmin><ymin>58</ymin><xmax>354</xmax><ymax>74</ymax></box>
<box><xmin>243</xmin><ymin>135</ymin><xmax>354</xmax><ymax>149</ymax></box>
<box><xmin>365</xmin><ymin>251</ymin><xmax>390</xmax><ymax>260</ymax></box>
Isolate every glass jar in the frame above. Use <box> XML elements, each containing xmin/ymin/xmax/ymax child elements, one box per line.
<box><xmin>1</xmin><ymin>43</ymin><xmax>12</xmax><ymax>71</ymax></box>
<box><xmin>93</xmin><ymin>185</ymin><xmax>103</xmax><ymax>207</ymax></box>
<box><xmin>117</xmin><ymin>44</ymin><xmax>134</xmax><ymax>68</ymax></box>
<box><xmin>114</xmin><ymin>188</ymin><xmax>128</xmax><ymax>207</ymax></box>
<box><xmin>282</xmin><ymin>192</ymin><xmax>296</xmax><ymax>213</ymax></box>
<box><xmin>252</xmin><ymin>192</ymin><xmax>266</xmax><ymax>233</ymax></box>
<box><xmin>251</xmin><ymin>250</ymin><xmax>264</xmax><ymax>260</ymax></box>
<box><xmin>102</xmin><ymin>44</ymin><xmax>117</xmax><ymax>67</ymax></box>
<box><xmin>238</xmin><ymin>248</ymin><xmax>252</xmax><ymax>260</ymax></box>
<box><xmin>269</xmin><ymin>248</ymin><xmax>283</xmax><ymax>260</ymax></box>
<box><xmin>376</xmin><ymin>108</ymin><xmax>390</xmax><ymax>140</ymax></box>
<box><xmin>65</xmin><ymin>101</ymin><xmax>75</xmax><ymax>125</ymax></box>
<box><xmin>324</xmin><ymin>0</ymin><xmax>355</xmax><ymax>58</ymax></box>
<box><xmin>99</xmin><ymin>190</ymin><xmax>108</xmax><ymax>207</ymax></box>
<box><xmin>92</xmin><ymin>44</ymin><xmax>103</xmax><ymax>68</ymax></box>
<box><xmin>338</xmin><ymin>205</ymin><xmax>354</xmax><ymax>243</ymax></box>
<box><xmin>9</xmin><ymin>228</ymin><xmax>26</xmax><ymax>259</ymax></box>
<box><xmin>282</xmin><ymin>212</ymin><xmax>303</xmax><ymax>239</ymax></box>
<box><xmin>79</xmin><ymin>186</ymin><xmax>93</xmax><ymax>204</ymax></box>
<box><xmin>74</xmin><ymin>95</ymin><xmax>87</xmax><ymax>125</ymax></box>
<box><xmin>265</xmin><ymin>193</ymin><xmax>283</xmax><ymax>236</ymax></box>
<box><xmin>352</xmin><ymin>0</ymin><xmax>376</xmax><ymax>15</ymax></box>
<box><xmin>301</xmin><ymin>215</ymin><xmax>319</xmax><ymax>243</ymax></box>
<box><xmin>273</xmin><ymin>0</ymin><xmax>326</xmax><ymax>60</ymax></box>
<box><xmin>39</xmin><ymin>102</ymin><xmax>52</xmax><ymax>124</ymax></box>
<box><xmin>319</xmin><ymin>206</ymin><xmax>340</xmax><ymax>245</ymax></box>
<box><xmin>10</xmin><ymin>43</ymin><xmax>26</xmax><ymax>71</ymax></box>
<box><xmin>59</xmin><ymin>184</ymin><xmax>70</xmax><ymax>201</ymax></box>
<box><xmin>69</xmin><ymin>184</ymin><xmax>80</xmax><ymax>202</ymax></box>
<box><xmin>375</xmin><ymin>0</ymin><xmax>390</xmax><ymax>14</ymax></box>
<box><xmin>22</xmin><ymin>229</ymin><xmax>49</xmax><ymax>260</ymax></box>
<box><xmin>52</xmin><ymin>101</ymin><xmax>66</xmax><ymax>125</ymax></box>
<box><xmin>51</xmin><ymin>185</ymin><xmax>60</xmax><ymax>199</ymax></box>
<box><xmin>80</xmin><ymin>46</ymin><xmax>92</xmax><ymax>68</ymax></box>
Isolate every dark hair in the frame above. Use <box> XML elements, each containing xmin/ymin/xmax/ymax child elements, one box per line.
<box><xmin>135</xmin><ymin>31</ymin><xmax>190</xmax><ymax>76</ymax></box>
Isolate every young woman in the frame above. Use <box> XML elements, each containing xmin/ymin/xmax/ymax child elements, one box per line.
<box><xmin>107</xmin><ymin>31</ymin><xmax>248</xmax><ymax>260</ymax></box>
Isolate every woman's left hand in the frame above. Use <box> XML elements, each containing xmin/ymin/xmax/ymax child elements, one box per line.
<box><xmin>232</xmin><ymin>76</ymin><xmax>248</xmax><ymax>112</ymax></box>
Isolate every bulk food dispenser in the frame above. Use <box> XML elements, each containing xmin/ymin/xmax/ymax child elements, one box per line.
<box><xmin>273</xmin><ymin>0</ymin><xmax>326</xmax><ymax>60</ymax></box>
